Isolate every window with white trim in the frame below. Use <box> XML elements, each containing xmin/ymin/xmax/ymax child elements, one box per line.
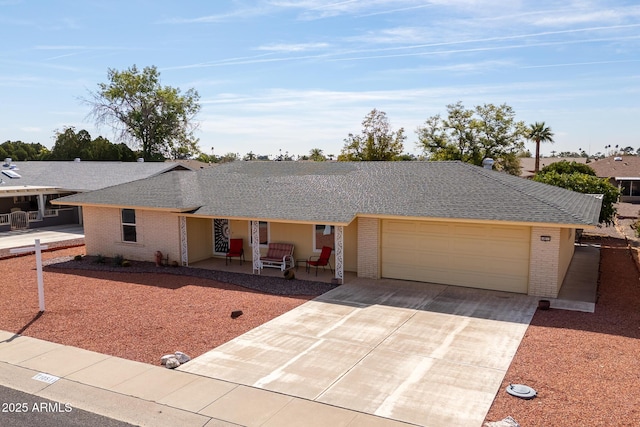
<box><xmin>313</xmin><ymin>224</ymin><xmax>335</xmax><ymax>251</ymax></box>
<box><xmin>121</xmin><ymin>209</ymin><xmax>137</xmax><ymax>242</ymax></box>
<box><xmin>249</xmin><ymin>221</ymin><xmax>269</xmax><ymax>247</ymax></box>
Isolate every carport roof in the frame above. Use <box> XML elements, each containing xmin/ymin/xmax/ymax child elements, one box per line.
<box><xmin>56</xmin><ymin>161</ymin><xmax>603</xmax><ymax>226</ymax></box>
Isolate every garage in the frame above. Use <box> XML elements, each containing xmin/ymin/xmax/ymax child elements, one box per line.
<box><xmin>381</xmin><ymin>219</ymin><xmax>531</xmax><ymax>293</ymax></box>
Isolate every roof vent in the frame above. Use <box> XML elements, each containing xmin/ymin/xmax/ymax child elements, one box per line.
<box><xmin>614</xmin><ymin>156</ymin><xmax>622</xmax><ymax>161</ymax></box>
<box><xmin>74</xmin><ymin>158</ymin><xmax>81</xmax><ymax>162</ymax></box>
<box><xmin>137</xmin><ymin>158</ymin><xmax>144</xmax><ymax>162</ymax></box>
<box><xmin>3</xmin><ymin>157</ymin><xmax>11</xmax><ymax>167</ymax></box>
<box><xmin>482</xmin><ymin>158</ymin><xmax>494</xmax><ymax>170</ymax></box>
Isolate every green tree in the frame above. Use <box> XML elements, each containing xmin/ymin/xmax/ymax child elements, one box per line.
<box><xmin>416</xmin><ymin>102</ymin><xmax>526</xmax><ymax>174</ymax></box>
<box><xmin>49</xmin><ymin>127</ymin><xmax>92</xmax><ymax>160</ymax></box>
<box><xmin>0</xmin><ymin>141</ymin><xmax>49</xmax><ymax>160</ymax></box>
<box><xmin>85</xmin><ymin>65</ymin><xmax>201</xmax><ymax>161</ymax></box>
<box><xmin>534</xmin><ymin>171</ymin><xmax>619</xmax><ymax>225</ymax></box>
<box><xmin>339</xmin><ymin>109</ymin><xmax>405</xmax><ymax>161</ymax></box>
<box><xmin>219</xmin><ymin>152</ymin><xmax>239</xmax><ymax>163</ymax></box>
<box><xmin>196</xmin><ymin>153</ymin><xmax>218</xmax><ymax>163</ymax></box>
<box><xmin>540</xmin><ymin>161</ymin><xmax>596</xmax><ymax>176</ymax></box>
<box><xmin>49</xmin><ymin>127</ymin><xmax>136</xmax><ymax>161</ymax></box>
<box><xmin>243</xmin><ymin>151</ymin><xmax>257</xmax><ymax>161</ymax></box>
<box><xmin>527</xmin><ymin>122</ymin><xmax>554</xmax><ymax>174</ymax></box>
<box><xmin>309</xmin><ymin>148</ymin><xmax>326</xmax><ymax>161</ymax></box>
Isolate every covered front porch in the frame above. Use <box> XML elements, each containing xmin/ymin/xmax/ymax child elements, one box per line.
<box><xmin>190</xmin><ymin>255</ymin><xmax>357</xmax><ymax>285</ymax></box>
<box><xmin>0</xmin><ymin>186</ymin><xmax>80</xmax><ymax>232</ymax></box>
<box><xmin>181</xmin><ymin>217</ymin><xmax>359</xmax><ymax>285</ymax></box>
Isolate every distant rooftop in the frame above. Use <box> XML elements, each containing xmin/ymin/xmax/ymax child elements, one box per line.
<box><xmin>0</xmin><ymin>160</ymin><xmax>191</xmax><ymax>192</ymax></box>
<box><xmin>588</xmin><ymin>156</ymin><xmax>640</xmax><ymax>178</ymax></box>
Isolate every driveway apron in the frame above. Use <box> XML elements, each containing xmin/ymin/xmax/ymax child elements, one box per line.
<box><xmin>180</xmin><ymin>279</ymin><xmax>538</xmax><ymax>426</ymax></box>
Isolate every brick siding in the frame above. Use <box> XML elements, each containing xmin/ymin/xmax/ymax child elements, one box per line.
<box><xmin>357</xmin><ymin>217</ymin><xmax>380</xmax><ymax>279</ymax></box>
<box><xmin>528</xmin><ymin>227</ymin><xmax>561</xmax><ymax>297</ymax></box>
<box><xmin>83</xmin><ymin>206</ymin><xmax>180</xmax><ymax>263</ymax></box>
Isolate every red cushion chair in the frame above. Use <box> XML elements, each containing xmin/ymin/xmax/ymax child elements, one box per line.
<box><xmin>306</xmin><ymin>246</ymin><xmax>333</xmax><ymax>276</ymax></box>
<box><xmin>226</xmin><ymin>238</ymin><xmax>245</xmax><ymax>265</ymax></box>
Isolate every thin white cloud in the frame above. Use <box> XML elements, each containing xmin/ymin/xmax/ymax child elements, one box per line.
<box><xmin>269</xmin><ymin>0</ymin><xmax>432</xmax><ymax>20</ymax></box>
<box><xmin>34</xmin><ymin>45</ymin><xmax>87</xmax><ymax>50</ymax></box>
<box><xmin>20</xmin><ymin>127</ymin><xmax>42</xmax><ymax>133</ymax></box>
<box><xmin>532</xmin><ymin>5</ymin><xmax>640</xmax><ymax>26</ymax></box>
<box><xmin>257</xmin><ymin>42</ymin><xmax>330</xmax><ymax>52</ymax></box>
<box><xmin>164</xmin><ymin>29</ymin><xmax>640</xmax><ymax>72</ymax></box>
<box><xmin>522</xmin><ymin>59</ymin><xmax>640</xmax><ymax>69</ymax></box>
<box><xmin>158</xmin><ymin>4</ymin><xmax>270</xmax><ymax>24</ymax></box>
<box><xmin>357</xmin><ymin>3</ymin><xmax>436</xmax><ymax>17</ymax></box>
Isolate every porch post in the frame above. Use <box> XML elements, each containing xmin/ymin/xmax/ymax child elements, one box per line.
<box><xmin>251</xmin><ymin>220</ymin><xmax>261</xmax><ymax>274</ymax></box>
<box><xmin>180</xmin><ymin>216</ymin><xmax>188</xmax><ymax>266</ymax></box>
<box><xmin>37</xmin><ymin>194</ymin><xmax>45</xmax><ymax>220</ymax></box>
<box><xmin>335</xmin><ymin>225</ymin><xmax>344</xmax><ymax>284</ymax></box>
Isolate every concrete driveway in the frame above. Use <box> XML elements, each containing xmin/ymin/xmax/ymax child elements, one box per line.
<box><xmin>180</xmin><ymin>278</ymin><xmax>538</xmax><ymax>426</ymax></box>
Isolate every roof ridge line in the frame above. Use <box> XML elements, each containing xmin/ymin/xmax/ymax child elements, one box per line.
<box><xmin>463</xmin><ymin>163</ymin><xmax>597</xmax><ymax>224</ymax></box>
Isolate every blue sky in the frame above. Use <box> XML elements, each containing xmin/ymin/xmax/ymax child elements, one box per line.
<box><xmin>1</xmin><ymin>1</ymin><xmax>639</xmax><ymax>159</ymax></box>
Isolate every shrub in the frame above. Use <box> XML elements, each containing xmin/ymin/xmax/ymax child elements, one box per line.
<box><xmin>113</xmin><ymin>254</ymin><xmax>124</xmax><ymax>266</ymax></box>
<box><xmin>539</xmin><ymin>161</ymin><xmax>596</xmax><ymax>176</ymax></box>
<box><xmin>74</xmin><ymin>254</ymin><xmax>83</xmax><ymax>261</ymax></box>
<box><xmin>94</xmin><ymin>254</ymin><xmax>106</xmax><ymax>264</ymax></box>
<box><xmin>533</xmin><ymin>171</ymin><xmax>620</xmax><ymax>225</ymax></box>
<box><xmin>121</xmin><ymin>259</ymin><xmax>131</xmax><ymax>267</ymax></box>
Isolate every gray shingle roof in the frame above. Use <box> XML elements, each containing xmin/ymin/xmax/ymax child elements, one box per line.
<box><xmin>56</xmin><ymin>161</ymin><xmax>603</xmax><ymax>226</ymax></box>
<box><xmin>0</xmin><ymin>161</ymin><xmax>190</xmax><ymax>192</ymax></box>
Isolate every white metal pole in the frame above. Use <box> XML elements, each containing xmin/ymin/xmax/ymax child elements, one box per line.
<box><xmin>35</xmin><ymin>239</ymin><xmax>45</xmax><ymax>312</ymax></box>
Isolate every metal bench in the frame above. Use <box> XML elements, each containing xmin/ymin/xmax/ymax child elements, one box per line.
<box><xmin>259</xmin><ymin>243</ymin><xmax>294</xmax><ymax>271</ymax></box>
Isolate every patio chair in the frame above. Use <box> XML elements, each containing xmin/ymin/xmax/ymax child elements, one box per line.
<box><xmin>225</xmin><ymin>238</ymin><xmax>245</xmax><ymax>265</ymax></box>
<box><xmin>306</xmin><ymin>246</ymin><xmax>333</xmax><ymax>276</ymax></box>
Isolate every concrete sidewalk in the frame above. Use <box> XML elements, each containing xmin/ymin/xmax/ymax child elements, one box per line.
<box><xmin>0</xmin><ymin>330</ymin><xmax>411</xmax><ymax>427</ymax></box>
<box><xmin>0</xmin><ymin>225</ymin><xmax>84</xmax><ymax>258</ymax></box>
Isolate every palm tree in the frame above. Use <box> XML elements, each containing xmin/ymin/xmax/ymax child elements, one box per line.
<box><xmin>527</xmin><ymin>122</ymin><xmax>554</xmax><ymax>173</ymax></box>
<box><xmin>309</xmin><ymin>148</ymin><xmax>326</xmax><ymax>162</ymax></box>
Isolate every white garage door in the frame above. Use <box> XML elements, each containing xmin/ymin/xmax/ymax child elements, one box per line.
<box><xmin>381</xmin><ymin>220</ymin><xmax>530</xmax><ymax>293</ymax></box>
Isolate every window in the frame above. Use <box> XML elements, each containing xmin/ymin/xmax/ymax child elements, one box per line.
<box><xmin>249</xmin><ymin>221</ymin><xmax>269</xmax><ymax>246</ymax></box>
<box><xmin>121</xmin><ymin>209</ymin><xmax>137</xmax><ymax>242</ymax></box>
<box><xmin>314</xmin><ymin>224</ymin><xmax>335</xmax><ymax>251</ymax></box>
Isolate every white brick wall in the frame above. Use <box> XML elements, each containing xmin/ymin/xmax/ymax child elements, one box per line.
<box><xmin>83</xmin><ymin>206</ymin><xmax>181</xmax><ymax>263</ymax></box>
<box><xmin>528</xmin><ymin>227</ymin><xmax>561</xmax><ymax>298</ymax></box>
<box><xmin>357</xmin><ymin>217</ymin><xmax>380</xmax><ymax>279</ymax></box>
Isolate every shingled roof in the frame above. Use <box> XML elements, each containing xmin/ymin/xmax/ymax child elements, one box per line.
<box><xmin>0</xmin><ymin>161</ymin><xmax>190</xmax><ymax>192</ymax></box>
<box><xmin>56</xmin><ymin>161</ymin><xmax>603</xmax><ymax>226</ymax></box>
<box><xmin>588</xmin><ymin>156</ymin><xmax>640</xmax><ymax>178</ymax></box>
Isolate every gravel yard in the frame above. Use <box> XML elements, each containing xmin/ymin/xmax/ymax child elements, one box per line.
<box><xmin>0</xmin><ymin>247</ymin><xmax>324</xmax><ymax>365</ymax></box>
<box><xmin>485</xmin><ymin>233</ymin><xmax>640</xmax><ymax>426</ymax></box>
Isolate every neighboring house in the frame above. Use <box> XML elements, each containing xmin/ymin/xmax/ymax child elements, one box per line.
<box><xmin>168</xmin><ymin>159</ymin><xmax>216</xmax><ymax>170</ymax></box>
<box><xmin>54</xmin><ymin>161</ymin><xmax>602</xmax><ymax>299</ymax></box>
<box><xmin>588</xmin><ymin>156</ymin><xmax>640</xmax><ymax>203</ymax></box>
<box><xmin>519</xmin><ymin>157</ymin><xmax>587</xmax><ymax>178</ymax></box>
<box><xmin>0</xmin><ymin>159</ymin><xmax>191</xmax><ymax>232</ymax></box>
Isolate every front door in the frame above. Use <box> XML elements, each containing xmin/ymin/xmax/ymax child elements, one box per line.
<box><xmin>213</xmin><ymin>219</ymin><xmax>229</xmax><ymax>254</ymax></box>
